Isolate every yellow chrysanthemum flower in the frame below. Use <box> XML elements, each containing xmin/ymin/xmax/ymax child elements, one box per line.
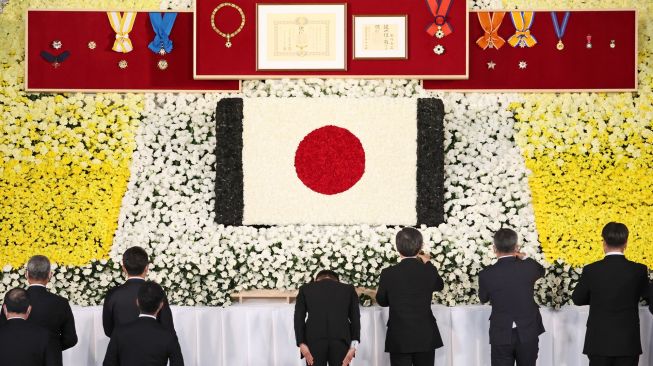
<box><xmin>0</xmin><ymin>0</ymin><xmax>159</xmax><ymax>267</ymax></box>
<box><xmin>504</xmin><ymin>0</ymin><xmax>653</xmax><ymax>268</ymax></box>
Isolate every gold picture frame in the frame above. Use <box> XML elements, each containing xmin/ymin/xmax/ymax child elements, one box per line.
<box><xmin>353</xmin><ymin>15</ymin><xmax>408</xmax><ymax>60</ymax></box>
<box><xmin>255</xmin><ymin>3</ymin><xmax>347</xmax><ymax>71</ymax></box>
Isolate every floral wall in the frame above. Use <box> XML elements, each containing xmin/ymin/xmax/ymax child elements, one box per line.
<box><xmin>0</xmin><ymin>0</ymin><xmax>651</xmax><ymax>307</ymax></box>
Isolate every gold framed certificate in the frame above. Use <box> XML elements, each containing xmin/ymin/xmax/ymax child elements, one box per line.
<box><xmin>353</xmin><ymin>15</ymin><xmax>408</xmax><ymax>60</ymax></box>
<box><xmin>256</xmin><ymin>4</ymin><xmax>347</xmax><ymax>71</ymax></box>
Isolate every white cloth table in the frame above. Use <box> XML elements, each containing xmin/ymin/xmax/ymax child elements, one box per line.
<box><xmin>64</xmin><ymin>305</ymin><xmax>652</xmax><ymax>366</ymax></box>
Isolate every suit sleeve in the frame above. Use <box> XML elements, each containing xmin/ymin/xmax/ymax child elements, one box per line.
<box><xmin>478</xmin><ymin>271</ymin><xmax>490</xmax><ymax>304</ymax></box>
<box><xmin>102</xmin><ymin>291</ymin><xmax>114</xmax><ymax>337</ymax></box>
<box><xmin>44</xmin><ymin>333</ymin><xmax>59</xmax><ymax>366</ymax></box>
<box><xmin>429</xmin><ymin>262</ymin><xmax>445</xmax><ymax>292</ymax></box>
<box><xmin>102</xmin><ymin>334</ymin><xmax>119</xmax><ymax>366</ymax></box>
<box><xmin>293</xmin><ymin>286</ymin><xmax>307</xmax><ymax>346</ymax></box>
<box><xmin>637</xmin><ymin>266</ymin><xmax>648</xmax><ymax>299</ymax></box>
<box><xmin>533</xmin><ymin>259</ymin><xmax>545</xmax><ymax>280</ymax></box>
<box><xmin>60</xmin><ymin>301</ymin><xmax>78</xmax><ymax>350</ymax></box>
<box><xmin>168</xmin><ymin>335</ymin><xmax>185</xmax><ymax>366</ymax></box>
<box><xmin>375</xmin><ymin>269</ymin><xmax>389</xmax><ymax>307</ymax></box>
<box><xmin>571</xmin><ymin>267</ymin><xmax>591</xmax><ymax>306</ymax></box>
<box><xmin>649</xmin><ymin>282</ymin><xmax>653</xmax><ymax>315</ymax></box>
<box><xmin>0</xmin><ymin>308</ymin><xmax>6</xmax><ymax>326</ymax></box>
<box><xmin>158</xmin><ymin>297</ymin><xmax>176</xmax><ymax>333</ymax></box>
<box><xmin>349</xmin><ymin>285</ymin><xmax>361</xmax><ymax>342</ymax></box>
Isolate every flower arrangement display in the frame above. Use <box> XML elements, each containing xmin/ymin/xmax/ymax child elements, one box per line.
<box><xmin>0</xmin><ymin>0</ymin><xmax>650</xmax><ymax>308</ymax></box>
<box><xmin>504</xmin><ymin>0</ymin><xmax>653</xmax><ymax>269</ymax></box>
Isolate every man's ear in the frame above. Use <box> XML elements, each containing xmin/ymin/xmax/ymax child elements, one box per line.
<box><xmin>136</xmin><ymin>298</ymin><xmax>140</xmax><ymax>308</ymax></box>
<box><xmin>121</xmin><ymin>264</ymin><xmax>127</xmax><ymax>276</ymax></box>
<box><xmin>2</xmin><ymin>304</ymin><xmax>6</xmax><ymax>317</ymax></box>
<box><xmin>26</xmin><ymin>305</ymin><xmax>32</xmax><ymax>318</ymax></box>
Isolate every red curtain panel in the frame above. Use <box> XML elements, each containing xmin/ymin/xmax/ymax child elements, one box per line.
<box><xmin>26</xmin><ymin>10</ymin><xmax>240</xmax><ymax>92</ymax></box>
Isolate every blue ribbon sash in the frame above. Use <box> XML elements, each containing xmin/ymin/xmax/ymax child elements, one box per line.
<box><xmin>148</xmin><ymin>12</ymin><xmax>177</xmax><ymax>55</ymax></box>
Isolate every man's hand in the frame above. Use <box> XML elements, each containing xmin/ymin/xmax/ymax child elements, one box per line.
<box><xmin>417</xmin><ymin>251</ymin><xmax>431</xmax><ymax>263</ymax></box>
<box><xmin>342</xmin><ymin>347</ymin><xmax>356</xmax><ymax>366</ymax></box>
<box><xmin>299</xmin><ymin>343</ymin><xmax>314</xmax><ymax>365</ymax></box>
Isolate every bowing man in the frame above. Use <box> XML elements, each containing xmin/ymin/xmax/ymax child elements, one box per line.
<box><xmin>294</xmin><ymin>270</ymin><xmax>361</xmax><ymax>366</ymax></box>
<box><xmin>103</xmin><ymin>281</ymin><xmax>184</xmax><ymax>366</ymax></box>
<box><xmin>376</xmin><ymin>227</ymin><xmax>445</xmax><ymax>366</ymax></box>
<box><xmin>0</xmin><ymin>288</ymin><xmax>58</xmax><ymax>366</ymax></box>
<box><xmin>103</xmin><ymin>246</ymin><xmax>175</xmax><ymax>337</ymax></box>
<box><xmin>0</xmin><ymin>255</ymin><xmax>77</xmax><ymax>366</ymax></box>
<box><xmin>572</xmin><ymin>222</ymin><xmax>649</xmax><ymax>366</ymax></box>
<box><xmin>478</xmin><ymin>228</ymin><xmax>545</xmax><ymax>366</ymax></box>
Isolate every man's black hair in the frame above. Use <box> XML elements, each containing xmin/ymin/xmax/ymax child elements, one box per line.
<box><xmin>122</xmin><ymin>246</ymin><xmax>149</xmax><ymax>276</ymax></box>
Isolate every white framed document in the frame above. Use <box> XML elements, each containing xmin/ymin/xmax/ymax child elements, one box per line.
<box><xmin>353</xmin><ymin>15</ymin><xmax>408</xmax><ymax>60</ymax></box>
<box><xmin>256</xmin><ymin>3</ymin><xmax>347</xmax><ymax>71</ymax></box>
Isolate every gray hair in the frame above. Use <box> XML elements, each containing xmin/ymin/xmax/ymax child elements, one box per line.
<box><xmin>26</xmin><ymin>255</ymin><xmax>51</xmax><ymax>281</ymax></box>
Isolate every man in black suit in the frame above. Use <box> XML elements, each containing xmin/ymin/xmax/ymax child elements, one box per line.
<box><xmin>572</xmin><ymin>222</ymin><xmax>649</xmax><ymax>366</ymax></box>
<box><xmin>103</xmin><ymin>246</ymin><xmax>175</xmax><ymax>337</ymax></box>
<box><xmin>0</xmin><ymin>255</ymin><xmax>77</xmax><ymax>366</ymax></box>
<box><xmin>478</xmin><ymin>228</ymin><xmax>545</xmax><ymax>366</ymax></box>
<box><xmin>376</xmin><ymin>227</ymin><xmax>445</xmax><ymax>366</ymax></box>
<box><xmin>0</xmin><ymin>288</ymin><xmax>58</xmax><ymax>366</ymax></box>
<box><xmin>294</xmin><ymin>270</ymin><xmax>361</xmax><ymax>366</ymax></box>
<box><xmin>650</xmin><ymin>282</ymin><xmax>653</xmax><ymax>315</ymax></box>
<box><xmin>103</xmin><ymin>281</ymin><xmax>184</xmax><ymax>366</ymax></box>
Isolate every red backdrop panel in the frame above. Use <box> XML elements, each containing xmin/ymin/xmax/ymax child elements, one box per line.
<box><xmin>423</xmin><ymin>10</ymin><xmax>637</xmax><ymax>91</ymax></box>
<box><xmin>26</xmin><ymin>10</ymin><xmax>239</xmax><ymax>92</ymax></box>
<box><xmin>194</xmin><ymin>0</ymin><xmax>469</xmax><ymax>79</ymax></box>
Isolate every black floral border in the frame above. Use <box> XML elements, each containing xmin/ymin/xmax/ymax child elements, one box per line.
<box><xmin>214</xmin><ymin>98</ymin><xmax>244</xmax><ymax>225</ymax></box>
<box><xmin>416</xmin><ymin>98</ymin><xmax>445</xmax><ymax>226</ymax></box>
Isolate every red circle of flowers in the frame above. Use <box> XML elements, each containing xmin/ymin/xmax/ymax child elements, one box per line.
<box><xmin>294</xmin><ymin>125</ymin><xmax>366</xmax><ymax>195</ymax></box>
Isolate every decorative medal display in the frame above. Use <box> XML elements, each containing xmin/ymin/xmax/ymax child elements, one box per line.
<box><xmin>148</xmin><ymin>12</ymin><xmax>177</xmax><ymax>70</ymax></box>
<box><xmin>40</xmin><ymin>50</ymin><xmax>70</xmax><ymax>68</ymax></box>
<box><xmin>586</xmin><ymin>34</ymin><xmax>592</xmax><ymax>49</ymax></box>
<box><xmin>211</xmin><ymin>2</ymin><xmax>245</xmax><ymax>48</ymax></box>
<box><xmin>550</xmin><ymin>11</ymin><xmax>570</xmax><ymax>50</ymax></box>
<box><xmin>476</xmin><ymin>12</ymin><xmax>506</xmax><ymax>50</ymax></box>
<box><xmin>508</xmin><ymin>11</ymin><xmax>537</xmax><ymax>48</ymax></box>
<box><xmin>424</xmin><ymin>0</ymin><xmax>454</xmax><ymax>55</ymax></box>
<box><xmin>107</xmin><ymin>12</ymin><xmax>137</xmax><ymax>53</ymax></box>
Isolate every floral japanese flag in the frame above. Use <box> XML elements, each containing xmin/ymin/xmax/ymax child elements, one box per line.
<box><xmin>214</xmin><ymin>98</ymin><xmax>445</xmax><ymax>226</ymax></box>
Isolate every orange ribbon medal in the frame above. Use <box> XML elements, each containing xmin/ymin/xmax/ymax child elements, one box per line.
<box><xmin>476</xmin><ymin>12</ymin><xmax>506</xmax><ymax>50</ymax></box>
<box><xmin>425</xmin><ymin>0</ymin><xmax>454</xmax><ymax>38</ymax></box>
<box><xmin>508</xmin><ymin>11</ymin><xmax>537</xmax><ymax>48</ymax></box>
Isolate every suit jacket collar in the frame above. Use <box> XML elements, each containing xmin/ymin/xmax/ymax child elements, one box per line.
<box><xmin>127</xmin><ymin>277</ymin><xmax>145</xmax><ymax>282</ymax></box>
<box><xmin>496</xmin><ymin>256</ymin><xmax>517</xmax><ymax>264</ymax></box>
<box><xmin>399</xmin><ymin>257</ymin><xmax>422</xmax><ymax>265</ymax></box>
<box><xmin>603</xmin><ymin>254</ymin><xmax>627</xmax><ymax>261</ymax></box>
<box><xmin>138</xmin><ymin>316</ymin><xmax>158</xmax><ymax>324</ymax></box>
<box><xmin>27</xmin><ymin>285</ymin><xmax>47</xmax><ymax>293</ymax></box>
<box><xmin>6</xmin><ymin>317</ymin><xmax>27</xmax><ymax>323</ymax></box>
